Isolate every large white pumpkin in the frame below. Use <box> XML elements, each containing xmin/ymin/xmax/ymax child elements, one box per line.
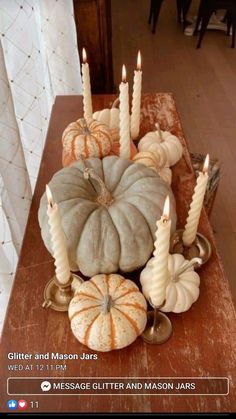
<box><xmin>69</xmin><ymin>273</ymin><xmax>147</xmax><ymax>352</ymax></box>
<box><xmin>140</xmin><ymin>254</ymin><xmax>201</xmax><ymax>313</ymax></box>
<box><xmin>138</xmin><ymin>127</ymin><xmax>183</xmax><ymax>167</ymax></box>
<box><xmin>38</xmin><ymin>156</ymin><xmax>177</xmax><ymax>277</ymax></box>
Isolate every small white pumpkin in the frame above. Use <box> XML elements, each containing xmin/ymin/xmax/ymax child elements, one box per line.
<box><xmin>69</xmin><ymin>273</ymin><xmax>147</xmax><ymax>352</ymax></box>
<box><xmin>140</xmin><ymin>254</ymin><xmax>201</xmax><ymax>313</ymax></box>
<box><xmin>132</xmin><ymin>151</ymin><xmax>172</xmax><ymax>185</ymax></box>
<box><xmin>93</xmin><ymin>108</ymin><xmax>120</xmax><ymax>130</ymax></box>
<box><xmin>138</xmin><ymin>124</ymin><xmax>183</xmax><ymax>167</ymax></box>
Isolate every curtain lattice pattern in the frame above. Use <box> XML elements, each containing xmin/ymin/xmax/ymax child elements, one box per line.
<box><xmin>0</xmin><ymin>0</ymin><xmax>82</xmax><ymax>332</ymax></box>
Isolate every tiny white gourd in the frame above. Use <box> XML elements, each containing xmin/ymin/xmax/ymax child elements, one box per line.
<box><xmin>140</xmin><ymin>254</ymin><xmax>201</xmax><ymax>313</ymax></box>
<box><xmin>132</xmin><ymin>151</ymin><xmax>172</xmax><ymax>185</ymax></box>
<box><xmin>93</xmin><ymin>100</ymin><xmax>120</xmax><ymax>130</ymax></box>
<box><xmin>138</xmin><ymin>123</ymin><xmax>183</xmax><ymax>167</ymax></box>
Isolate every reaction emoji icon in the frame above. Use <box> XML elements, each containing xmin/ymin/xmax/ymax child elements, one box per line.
<box><xmin>7</xmin><ymin>400</ymin><xmax>17</xmax><ymax>410</ymax></box>
<box><xmin>18</xmin><ymin>400</ymin><xmax>28</xmax><ymax>410</ymax></box>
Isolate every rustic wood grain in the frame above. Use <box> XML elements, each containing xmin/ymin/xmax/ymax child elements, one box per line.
<box><xmin>0</xmin><ymin>94</ymin><xmax>235</xmax><ymax>413</ymax></box>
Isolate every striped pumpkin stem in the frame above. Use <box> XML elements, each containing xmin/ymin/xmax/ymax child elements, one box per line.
<box><xmin>83</xmin><ymin>168</ymin><xmax>114</xmax><ymax>207</ymax></box>
<box><xmin>102</xmin><ymin>294</ymin><xmax>113</xmax><ymax>314</ymax></box>
<box><xmin>80</xmin><ymin>118</ymin><xmax>90</xmax><ymax>134</ymax></box>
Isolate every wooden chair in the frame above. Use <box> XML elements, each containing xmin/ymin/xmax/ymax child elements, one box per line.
<box><xmin>176</xmin><ymin>0</ymin><xmax>192</xmax><ymax>27</ymax></box>
<box><xmin>148</xmin><ymin>0</ymin><xmax>192</xmax><ymax>34</ymax></box>
<box><xmin>193</xmin><ymin>0</ymin><xmax>236</xmax><ymax>48</ymax></box>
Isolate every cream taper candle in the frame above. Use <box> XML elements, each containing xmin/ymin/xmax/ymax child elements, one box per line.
<box><xmin>182</xmin><ymin>154</ymin><xmax>209</xmax><ymax>246</ymax></box>
<box><xmin>130</xmin><ymin>51</ymin><xmax>142</xmax><ymax>140</ymax></box>
<box><xmin>150</xmin><ymin>196</ymin><xmax>171</xmax><ymax>307</ymax></box>
<box><xmin>82</xmin><ymin>48</ymin><xmax>93</xmax><ymax>120</ymax></box>
<box><xmin>46</xmin><ymin>185</ymin><xmax>71</xmax><ymax>285</ymax></box>
<box><xmin>119</xmin><ymin>65</ymin><xmax>130</xmax><ymax>159</ymax></box>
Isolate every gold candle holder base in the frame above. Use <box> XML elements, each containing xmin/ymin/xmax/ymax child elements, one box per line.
<box><xmin>42</xmin><ymin>274</ymin><xmax>84</xmax><ymax>312</ymax></box>
<box><xmin>169</xmin><ymin>229</ymin><xmax>212</xmax><ymax>266</ymax></box>
<box><xmin>141</xmin><ymin>308</ymin><xmax>172</xmax><ymax>345</ymax></box>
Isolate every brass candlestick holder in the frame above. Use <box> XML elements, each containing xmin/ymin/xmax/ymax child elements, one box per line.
<box><xmin>42</xmin><ymin>273</ymin><xmax>83</xmax><ymax>312</ymax></box>
<box><xmin>169</xmin><ymin>229</ymin><xmax>212</xmax><ymax>267</ymax></box>
<box><xmin>141</xmin><ymin>301</ymin><xmax>172</xmax><ymax>345</ymax></box>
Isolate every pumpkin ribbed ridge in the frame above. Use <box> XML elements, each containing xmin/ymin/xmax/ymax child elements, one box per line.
<box><xmin>112</xmin><ymin>307</ymin><xmax>140</xmax><ymax>335</ymax></box>
<box><xmin>89</xmin><ymin>278</ymin><xmax>104</xmax><ymax>296</ymax></box>
<box><xmin>110</xmin><ymin>312</ymin><xmax>116</xmax><ymax>350</ymax></box>
<box><xmin>115</xmin><ymin>302</ymin><xmax>147</xmax><ymax>312</ymax></box>
<box><xmin>84</xmin><ymin>313</ymin><xmax>100</xmax><ymax>347</ymax></box>
<box><xmin>113</xmin><ymin>288</ymin><xmax>139</xmax><ymax>301</ymax></box>
<box><xmin>69</xmin><ymin>305</ymin><xmax>101</xmax><ymax>322</ymax></box>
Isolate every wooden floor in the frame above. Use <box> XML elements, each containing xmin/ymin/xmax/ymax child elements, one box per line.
<box><xmin>111</xmin><ymin>0</ymin><xmax>236</xmax><ymax>303</ymax></box>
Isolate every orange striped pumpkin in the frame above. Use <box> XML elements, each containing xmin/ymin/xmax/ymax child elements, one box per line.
<box><xmin>69</xmin><ymin>274</ymin><xmax>147</xmax><ymax>352</ymax></box>
<box><xmin>62</xmin><ymin>118</ymin><xmax>113</xmax><ymax>165</ymax></box>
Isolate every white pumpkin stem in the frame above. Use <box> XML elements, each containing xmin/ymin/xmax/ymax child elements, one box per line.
<box><xmin>83</xmin><ymin>168</ymin><xmax>114</xmax><ymax>207</ymax></box>
<box><xmin>103</xmin><ymin>294</ymin><xmax>113</xmax><ymax>314</ymax></box>
<box><xmin>155</xmin><ymin>122</ymin><xmax>163</xmax><ymax>142</ymax></box>
<box><xmin>112</xmin><ymin>98</ymin><xmax>120</xmax><ymax>109</ymax></box>
<box><xmin>172</xmin><ymin>257</ymin><xmax>202</xmax><ymax>282</ymax></box>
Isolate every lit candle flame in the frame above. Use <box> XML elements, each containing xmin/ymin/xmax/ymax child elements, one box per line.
<box><xmin>203</xmin><ymin>154</ymin><xmax>209</xmax><ymax>174</ymax></box>
<box><xmin>137</xmin><ymin>50</ymin><xmax>141</xmax><ymax>70</ymax></box>
<box><xmin>46</xmin><ymin>184</ymin><xmax>54</xmax><ymax>207</ymax></box>
<box><xmin>162</xmin><ymin>195</ymin><xmax>170</xmax><ymax>221</ymax></box>
<box><xmin>82</xmin><ymin>48</ymin><xmax>87</xmax><ymax>64</ymax></box>
<box><xmin>122</xmin><ymin>64</ymin><xmax>127</xmax><ymax>83</ymax></box>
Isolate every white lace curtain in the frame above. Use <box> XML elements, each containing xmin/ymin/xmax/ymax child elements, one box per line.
<box><xmin>0</xmin><ymin>0</ymin><xmax>82</xmax><ymax>331</ymax></box>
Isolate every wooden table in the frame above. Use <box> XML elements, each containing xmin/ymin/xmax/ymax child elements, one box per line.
<box><xmin>1</xmin><ymin>94</ymin><xmax>236</xmax><ymax>413</ymax></box>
